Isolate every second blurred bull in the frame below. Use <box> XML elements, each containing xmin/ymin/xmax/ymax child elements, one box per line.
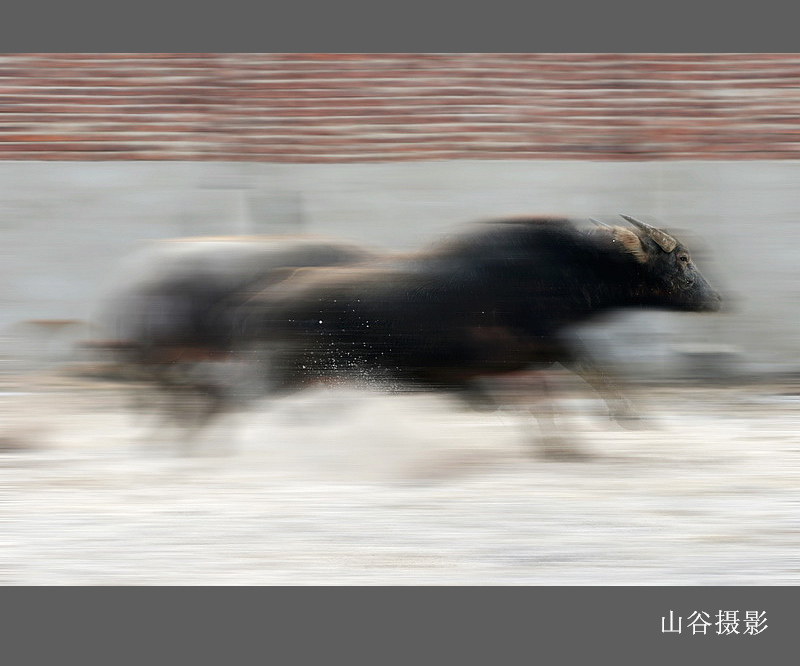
<box><xmin>92</xmin><ymin>235</ymin><xmax>378</xmax><ymax>440</ymax></box>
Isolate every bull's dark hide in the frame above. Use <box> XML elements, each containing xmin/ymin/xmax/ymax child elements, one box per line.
<box><xmin>240</xmin><ymin>217</ymin><xmax>721</xmax><ymax>397</ymax></box>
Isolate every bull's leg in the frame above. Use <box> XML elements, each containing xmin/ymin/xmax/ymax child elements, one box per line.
<box><xmin>462</xmin><ymin>373</ymin><xmax>590</xmax><ymax>460</ymax></box>
<box><xmin>451</xmin><ymin>380</ymin><xmax>501</xmax><ymax>412</ymax></box>
<box><xmin>517</xmin><ymin>372</ymin><xmax>592</xmax><ymax>460</ymax></box>
<box><xmin>140</xmin><ymin>349</ymin><xmax>310</xmax><ymax>453</ymax></box>
<box><xmin>170</xmin><ymin>356</ymin><xmax>283</xmax><ymax>455</ymax></box>
<box><xmin>552</xmin><ymin>337</ymin><xmax>647</xmax><ymax>429</ymax></box>
<box><xmin>111</xmin><ymin>358</ymin><xmax>169</xmax><ymax>432</ymax></box>
<box><xmin>568</xmin><ymin>355</ymin><xmax>647</xmax><ymax>429</ymax></box>
<box><xmin>122</xmin><ymin>364</ymin><xmax>182</xmax><ymax>438</ymax></box>
<box><xmin>127</xmin><ymin>361</ymin><xmax>235</xmax><ymax>453</ymax></box>
<box><xmin>130</xmin><ymin>365</ymin><xmax>198</xmax><ymax>447</ymax></box>
<box><xmin>172</xmin><ymin>382</ymin><xmax>239</xmax><ymax>455</ymax></box>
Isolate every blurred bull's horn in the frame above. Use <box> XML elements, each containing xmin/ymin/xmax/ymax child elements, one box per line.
<box><xmin>619</xmin><ymin>214</ymin><xmax>678</xmax><ymax>253</ymax></box>
<box><xmin>589</xmin><ymin>218</ymin><xmax>612</xmax><ymax>228</ymax></box>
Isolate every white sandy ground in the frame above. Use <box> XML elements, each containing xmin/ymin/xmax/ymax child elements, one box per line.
<box><xmin>1</xmin><ymin>371</ymin><xmax>799</xmax><ymax>585</ymax></box>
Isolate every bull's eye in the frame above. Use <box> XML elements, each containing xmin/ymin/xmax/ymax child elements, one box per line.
<box><xmin>678</xmin><ymin>254</ymin><xmax>690</xmax><ymax>263</ymax></box>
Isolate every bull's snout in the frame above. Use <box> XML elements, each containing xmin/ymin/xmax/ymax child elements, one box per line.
<box><xmin>685</xmin><ymin>269</ymin><xmax>723</xmax><ymax>313</ymax></box>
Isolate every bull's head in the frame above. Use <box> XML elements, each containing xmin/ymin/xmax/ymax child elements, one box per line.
<box><xmin>593</xmin><ymin>215</ymin><xmax>723</xmax><ymax>313</ymax></box>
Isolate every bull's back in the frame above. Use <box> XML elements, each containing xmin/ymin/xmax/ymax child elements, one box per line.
<box><xmin>97</xmin><ymin>236</ymin><xmax>379</xmax><ymax>350</ymax></box>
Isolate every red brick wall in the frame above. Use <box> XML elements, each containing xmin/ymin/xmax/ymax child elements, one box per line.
<box><xmin>2</xmin><ymin>53</ymin><xmax>799</xmax><ymax>161</ymax></box>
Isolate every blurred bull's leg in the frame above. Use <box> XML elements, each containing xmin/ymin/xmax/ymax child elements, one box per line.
<box><xmin>546</xmin><ymin>335</ymin><xmax>647</xmax><ymax>430</ymax></box>
<box><xmin>520</xmin><ymin>372</ymin><xmax>592</xmax><ymax>461</ymax></box>
<box><xmin>567</xmin><ymin>355</ymin><xmax>648</xmax><ymax>430</ymax></box>
<box><xmin>126</xmin><ymin>362</ymin><xmax>212</xmax><ymax>449</ymax></box>
<box><xmin>451</xmin><ymin>381</ymin><xmax>501</xmax><ymax>412</ymax></box>
<box><xmin>121</xmin><ymin>353</ymin><xmax>250</xmax><ymax>454</ymax></box>
<box><xmin>113</xmin><ymin>341</ymin><xmax>303</xmax><ymax>453</ymax></box>
<box><xmin>471</xmin><ymin>372</ymin><xmax>590</xmax><ymax>460</ymax></box>
<box><xmin>169</xmin><ymin>381</ymin><xmax>237</xmax><ymax>455</ymax></box>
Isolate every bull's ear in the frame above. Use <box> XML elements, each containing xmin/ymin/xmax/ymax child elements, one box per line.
<box><xmin>611</xmin><ymin>226</ymin><xmax>648</xmax><ymax>263</ymax></box>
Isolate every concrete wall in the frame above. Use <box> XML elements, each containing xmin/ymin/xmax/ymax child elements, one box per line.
<box><xmin>0</xmin><ymin>159</ymin><xmax>796</xmax><ymax>376</ymax></box>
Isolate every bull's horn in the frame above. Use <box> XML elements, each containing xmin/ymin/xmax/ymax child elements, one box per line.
<box><xmin>589</xmin><ymin>217</ymin><xmax>612</xmax><ymax>228</ymax></box>
<box><xmin>619</xmin><ymin>214</ymin><xmax>678</xmax><ymax>253</ymax></box>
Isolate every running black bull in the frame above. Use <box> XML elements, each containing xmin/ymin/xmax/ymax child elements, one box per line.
<box><xmin>238</xmin><ymin>215</ymin><xmax>722</xmax><ymax>456</ymax></box>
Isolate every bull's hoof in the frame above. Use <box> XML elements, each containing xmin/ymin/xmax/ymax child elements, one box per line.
<box><xmin>611</xmin><ymin>412</ymin><xmax>655</xmax><ymax>431</ymax></box>
<box><xmin>536</xmin><ymin>438</ymin><xmax>594</xmax><ymax>462</ymax></box>
<box><xmin>541</xmin><ymin>449</ymin><xmax>594</xmax><ymax>462</ymax></box>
